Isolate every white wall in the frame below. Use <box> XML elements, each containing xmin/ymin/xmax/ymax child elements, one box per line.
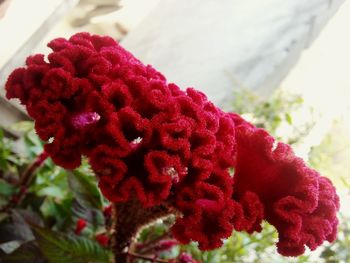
<box><xmin>121</xmin><ymin>0</ymin><xmax>344</xmax><ymax>107</ymax></box>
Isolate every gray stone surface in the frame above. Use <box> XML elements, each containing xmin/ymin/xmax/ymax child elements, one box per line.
<box><xmin>121</xmin><ymin>0</ymin><xmax>344</xmax><ymax>107</ymax></box>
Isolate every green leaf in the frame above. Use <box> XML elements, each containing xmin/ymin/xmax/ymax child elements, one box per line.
<box><xmin>0</xmin><ymin>128</ymin><xmax>3</xmax><ymax>142</ymax></box>
<box><xmin>320</xmin><ymin>247</ymin><xmax>336</xmax><ymax>258</ymax></box>
<box><xmin>71</xmin><ymin>199</ymin><xmax>104</xmax><ymax>227</ymax></box>
<box><xmin>68</xmin><ymin>171</ymin><xmax>102</xmax><ymax>209</ymax></box>
<box><xmin>285</xmin><ymin>113</ymin><xmax>293</xmax><ymax>125</ymax></box>
<box><xmin>12</xmin><ymin>209</ymin><xmax>44</xmax><ymax>228</ymax></box>
<box><xmin>23</xmin><ymin>130</ymin><xmax>44</xmax><ymax>158</ymax></box>
<box><xmin>0</xmin><ymin>240</ymin><xmax>22</xmax><ymax>254</ymax></box>
<box><xmin>10</xmin><ymin>121</ymin><xmax>34</xmax><ymax>133</ymax></box>
<box><xmin>0</xmin><ymin>129</ymin><xmax>11</xmax><ymax>170</ymax></box>
<box><xmin>0</xmin><ymin>213</ymin><xmax>8</xmax><ymax>223</ymax></box>
<box><xmin>0</xmin><ymin>241</ymin><xmax>46</xmax><ymax>263</ymax></box>
<box><xmin>40</xmin><ymin>198</ymin><xmax>73</xmax><ymax>231</ymax></box>
<box><xmin>37</xmin><ymin>186</ymin><xmax>65</xmax><ymax>198</ymax></box>
<box><xmin>0</xmin><ymin>223</ymin><xmax>33</xmax><ymax>243</ymax></box>
<box><xmin>32</xmin><ymin>226</ymin><xmax>111</xmax><ymax>263</ymax></box>
<box><xmin>0</xmin><ymin>179</ymin><xmax>16</xmax><ymax>197</ymax></box>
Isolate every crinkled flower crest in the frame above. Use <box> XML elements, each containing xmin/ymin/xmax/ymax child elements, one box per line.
<box><xmin>5</xmin><ymin>32</ymin><xmax>339</xmax><ymax>256</ymax></box>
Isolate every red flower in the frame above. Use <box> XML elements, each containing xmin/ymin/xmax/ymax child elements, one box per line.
<box><xmin>95</xmin><ymin>233</ymin><xmax>110</xmax><ymax>247</ymax></box>
<box><xmin>172</xmin><ymin>181</ymin><xmax>236</xmax><ymax>250</ymax></box>
<box><xmin>6</xmin><ymin>32</ymin><xmax>235</xmax><ymax>208</ymax></box>
<box><xmin>5</xmin><ymin>32</ymin><xmax>339</xmax><ymax>257</ymax></box>
<box><xmin>231</xmin><ymin>114</ymin><xmax>339</xmax><ymax>256</ymax></box>
<box><xmin>75</xmin><ymin>218</ymin><xmax>87</xmax><ymax>235</ymax></box>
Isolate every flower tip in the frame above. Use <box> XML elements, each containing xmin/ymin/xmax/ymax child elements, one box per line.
<box><xmin>75</xmin><ymin>218</ymin><xmax>87</xmax><ymax>235</ymax></box>
<box><xmin>95</xmin><ymin>233</ymin><xmax>109</xmax><ymax>247</ymax></box>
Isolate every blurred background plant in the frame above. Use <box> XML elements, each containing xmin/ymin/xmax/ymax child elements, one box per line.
<box><xmin>0</xmin><ymin>87</ymin><xmax>348</xmax><ymax>263</ymax></box>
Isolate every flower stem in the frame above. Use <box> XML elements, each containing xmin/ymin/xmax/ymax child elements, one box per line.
<box><xmin>110</xmin><ymin>200</ymin><xmax>174</xmax><ymax>263</ymax></box>
<box><xmin>126</xmin><ymin>252</ymin><xmax>170</xmax><ymax>263</ymax></box>
<box><xmin>0</xmin><ymin>151</ymin><xmax>48</xmax><ymax>212</ymax></box>
<box><xmin>137</xmin><ymin>232</ymin><xmax>171</xmax><ymax>255</ymax></box>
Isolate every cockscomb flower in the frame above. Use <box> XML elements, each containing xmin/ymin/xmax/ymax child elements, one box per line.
<box><xmin>5</xmin><ymin>32</ymin><xmax>339</xmax><ymax>257</ymax></box>
<box><xmin>6</xmin><ymin>32</ymin><xmax>234</xmax><ymax>209</ymax></box>
<box><xmin>230</xmin><ymin>113</ymin><xmax>339</xmax><ymax>256</ymax></box>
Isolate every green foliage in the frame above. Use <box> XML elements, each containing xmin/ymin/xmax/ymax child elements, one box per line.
<box><xmin>0</xmin><ymin>180</ymin><xmax>15</xmax><ymax>197</ymax></box>
<box><xmin>179</xmin><ymin>223</ymin><xmax>311</xmax><ymax>263</ymax></box>
<box><xmin>137</xmin><ymin>219</ymin><xmax>171</xmax><ymax>243</ymax></box>
<box><xmin>309</xmin><ymin>121</ymin><xmax>350</xmax><ymax>262</ymax></box>
<box><xmin>0</xmin><ymin>129</ymin><xmax>10</xmax><ymax>170</ymax></box>
<box><xmin>0</xmin><ymin>128</ymin><xmax>23</xmax><ymax>177</ymax></box>
<box><xmin>68</xmin><ymin>170</ymin><xmax>105</xmax><ymax>230</ymax></box>
<box><xmin>231</xmin><ymin>88</ymin><xmax>314</xmax><ymax>145</ymax></box>
<box><xmin>0</xmin><ymin>124</ymin><xmax>110</xmax><ymax>262</ymax></box>
<box><xmin>319</xmin><ymin>212</ymin><xmax>350</xmax><ymax>263</ymax></box>
<box><xmin>68</xmin><ymin>170</ymin><xmax>103</xmax><ymax>210</ymax></box>
<box><xmin>0</xmin><ymin>241</ymin><xmax>46</xmax><ymax>263</ymax></box>
<box><xmin>308</xmin><ymin>121</ymin><xmax>350</xmax><ymax>188</ymax></box>
<box><xmin>32</xmin><ymin>226</ymin><xmax>111</xmax><ymax>263</ymax></box>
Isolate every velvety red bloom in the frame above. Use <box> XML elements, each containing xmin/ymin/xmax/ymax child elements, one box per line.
<box><xmin>230</xmin><ymin>113</ymin><xmax>339</xmax><ymax>256</ymax></box>
<box><xmin>5</xmin><ymin>32</ymin><xmax>339</xmax><ymax>257</ymax></box>
<box><xmin>75</xmin><ymin>218</ymin><xmax>87</xmax><ymax>235</ymax></box>
<box><xmin>6</xmin><ymin>32</ymin><xmax>234</xmax><ymax>209</ymax></box>
<box><xmin>172</xmin><ymin>181</ymin><xmax>236</xmax><ymax>250</ymax></box>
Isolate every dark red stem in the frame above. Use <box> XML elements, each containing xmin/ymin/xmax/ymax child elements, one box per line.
<box><xmin>137</xmin><ymin>232</ymin><xmax>172</xmax><ymax>254</ymax></box>
<box><xmin>1</xmin><ymin>151</ymin><xmax>49</xmax><ymax>212</ymax></box>
<box><xmin>126</xmin><ymin>252</ymin><xmax>171</xmax><ymax>263</ymax></box>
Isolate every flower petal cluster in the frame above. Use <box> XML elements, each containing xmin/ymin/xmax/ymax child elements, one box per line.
<box><xmin>5</xmin><ymin>33</ymin><xmax>339</xmax><ymax>256</ymax></box>
<box><xmin>230</xmin><ymin>113</ymin><xmax>339</xmax><ymax>256</ymax></box>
